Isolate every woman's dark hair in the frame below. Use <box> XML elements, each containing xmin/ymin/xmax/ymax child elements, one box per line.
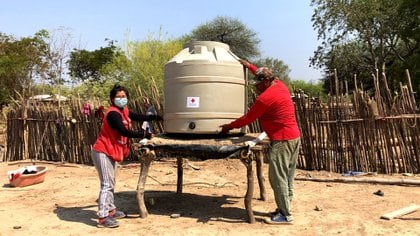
<box><xmin>110</xmin><ymin>84</ymin><xmax>129</xmax><ymax>101</ymax></box>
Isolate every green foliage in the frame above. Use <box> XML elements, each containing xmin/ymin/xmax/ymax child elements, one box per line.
<box><xmin>68</xmin><ymin>40</ymin><xmax>122</xmax><ymax>83</ymax></box>
<box><xmin>311</xmin><ymin>0</ymin><xmax>399</xmax><ymax>70</ymax></box>
<box><xmin>68</xmin><ymin>79</ymin><xmax>117</xmax><ymax>102</ymax></box>
<box><xmin>66</xmin><ymin>31</ymin><xmax>184</xmax><ymax>102</ymax></box>
<box><xmin>321</xmin><ymin>41</ymin><xmax>373</xmax><ymax>93</ymax></box>
<box><xmin>32</xmin><ymin>83</ymin><xmax>55</xmax><ymax>95</ymax></box>
<box><xmin>311</xmin><ymin>0</ymin><xmax>419</xmax><ymax>97</ymax></box>
<box><xmin>65</xmin><ymin>40</ymin><xmax>129</xmax><ymax>101</ymax></box>
<box><xmin>123</xmin><ymin>33</ymin><xmax>184</xmax><ymax>97</ymax></box>
<box><xmin>0</xmin><ymin>31</ymin><xmax>50</xmax><ymax>107</ymax></box>
<box><xmin>290</xmin><ymin>79</ymin><xmax>325</xmax><ymax>98</ymax></box>
<box><xmin>397</xmin><ymin>0</ymin><xmax>420</xmax><ymax>99</ymax></box>
<box><xmin>189</xmin><ymin>16</ymin><xmax>261</xmax><ymax>59</ymax></box>
<box><xmin>253</xmin><ymin>57</ymin><xmax>291</xmax><ymax>84</ymax></box>
<box><xmin>31</xmin><ymin>83</ymin><xmax>73</xmax><ymax>99</ymax></box>
<box><xmin>100</xmin><ymin>51</ymin><xmax>130</xmax><ymax>83</ymax></box>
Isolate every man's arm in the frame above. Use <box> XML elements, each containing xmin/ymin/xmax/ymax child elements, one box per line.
<box><xmin>239</xmin><ymin>59</ymin><xmax>258</xmax><ymax>74</ymax></box>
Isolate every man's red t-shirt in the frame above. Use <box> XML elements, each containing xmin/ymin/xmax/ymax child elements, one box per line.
<box><xmin>227</xmin><ymin>79</ymin><xmax>300</xmax><ymax>141</ymax></box>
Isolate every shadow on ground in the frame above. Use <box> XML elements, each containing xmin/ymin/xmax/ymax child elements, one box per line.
<box><xmin>54</xmin><ymin>204</ymin><xmax>98</xmax><ymax>227</ymax></box>
<box><xmin>53</xmin><ymin>190</ymin><xmax>264</xmax><ymax>226</ymax></box>
<box><xmin>115</xmin><ymin>190</ymin><xmax>251</xmax><ymax>223</ymax></box>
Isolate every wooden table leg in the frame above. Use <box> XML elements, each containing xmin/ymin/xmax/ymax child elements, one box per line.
<box><xmin>255</xmin><ymin>151</ymin><xmax>266</xmax><ymax>201</ymax></box>
<box><xmin>136</xmin><ymin>148</ymin><xmax>155</xmax><ymax>218</ymax></box>
<box><xmin>176</xmin><ymin>156</ymin><xmax>183</xmax><ymax>194</ymax></box>
<box><xmin>241</xmin><ymin>152</ymin><xmax>256</xmax><ymax>223</ymax></box>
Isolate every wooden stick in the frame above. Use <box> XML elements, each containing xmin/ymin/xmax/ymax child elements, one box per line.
<box><xmin>255</xmin><ymin>151</ymin><xmax>266</xmax><ymax>201</ymax></box>
<box><xmin>295</xmin><ymin>176</ymin><xmax>420</xmax><ymax>186</ymax></box>
<box><xmin>241</xmin><ymin>155</ymin><xmax>255</xmax><ymax>223</ymax></box>
<box><xmin>176</xmin><ymin>156</ymin><xmax>183</xmax><ymax>194</ymax></box>
<box><xmin>405</xmin><ymin>69</ymin><xmax>417</xmax><ymax>109</ymax></box>
<box><xmin>136</xmin><ymin>148</ymin><xmax>155</xmax><ymax>218</ymax></box>
<box><xmin>380</xmin><ymin>204</ymin><xmax>420</xmax><ymax>220</ymax></box>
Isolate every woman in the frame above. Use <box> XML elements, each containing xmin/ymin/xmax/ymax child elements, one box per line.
<box><xmin>91</xmin><ymin>84</ymin><xmax>161</xmax><ymax>228</ymax></box>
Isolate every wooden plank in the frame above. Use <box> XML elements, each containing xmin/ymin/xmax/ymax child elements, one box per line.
<box><xmin>294</xmin><ymin>176</ymin><xmax>420</xmax><ymax>186</ymax></box>
<box><xmin>380</xmin><ymin>204</ymin><xmax>420</xmax><ymax>220</ymax></box>
<box><xmin>149</xmin><ymin>133</ymin><xmax>262</xmax><ymax>146</ymax></box>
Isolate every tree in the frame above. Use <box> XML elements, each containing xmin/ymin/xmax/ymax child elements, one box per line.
<box><xmin>43</xmin><ymin>27</ymin><xmax>74</xmax><ymax>86</ymax></box>
<box><xmin>253</xmin><ymin>57</ymin><xmax>291</xmax><ymax>84</ymax></box>
<box><xmin>321</xmin><ymin>41</ymin><xmax>373</xmax><ymax>94</ymax></box>
<box><xmin>291</xmin><ymin>80</ymin><xmax>325</xmax><ymax>99</ymax></box>
<box><xmin>68</xmin><ymin>39</ymin><xmax>121</xmax><ymax>83</ymax></box>
<box><xmin>66</xmin><ymin>39</ymin><xmax>126</xmax><ymax>100</ymax></box>
<box><xmin>123</xmin><ymin>33</ymin><xmax>184</xmax><ymax>95</ymax></box>
<box><xmin>395</xmin><ymin>0</ymin><xmax>420</xmax><ymax>99</ymax></box>
<box><xmin>67</xmin><ymin>32</ymin><xmax>184</xmax><ymax>101</ymax></box>
<box><xmin>188</xmin><ymin>16</ymin><xmax>261</xmax><ymax>59</ymax></box>
<box><xmin>0</xmin><ymin>31</ymin><xmax>50</xmax><ymax>107</ymax></box>
<box><xmin>310</xmin><ymin>0</ymin><xmax>419</xmax><ymax>95</ymax></box>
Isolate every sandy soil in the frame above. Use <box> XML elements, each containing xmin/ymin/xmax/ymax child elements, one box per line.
<box><xmin>1</xmin><ymin>158</ymin><xmax>419</xmax><ymax>236</ymax></box>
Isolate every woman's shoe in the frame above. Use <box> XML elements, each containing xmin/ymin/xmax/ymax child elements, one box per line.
<box><xmin>97</xmin><ymin>217</ymin><xmax>119</xmax><ymax>228</ymax></box>
<box><xmin>109</xmin><ymin>209</ymin><xmax>126</xmax><ymax>219</ymax></box>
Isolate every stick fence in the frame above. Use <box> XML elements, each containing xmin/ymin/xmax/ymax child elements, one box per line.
<box><xmin>3</xmin><ymin>75</ymin><xmax>419</xmax><ymax>174</ymax></box>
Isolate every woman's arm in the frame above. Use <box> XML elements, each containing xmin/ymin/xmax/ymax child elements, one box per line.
<box><xmin>129</xmin><ymin>110</ymin><xmax>161</xmax><ymax>122</ymax></box>
<box><xmin>107</xmin><ymin>111</ymin><xmax>150</xmax><ymax>138</ymax></box>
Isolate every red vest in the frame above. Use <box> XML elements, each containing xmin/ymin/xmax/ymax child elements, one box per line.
<box><xmin>92</xmin><ymin>106</ymin><xmax>131</xmax><ymax>162</ymax></box>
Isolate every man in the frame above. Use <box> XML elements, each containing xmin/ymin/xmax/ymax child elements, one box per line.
<box><xmin>220</xmin><ymin>60</ymin><xmax>301</xmax><ymax>224</ymax></box>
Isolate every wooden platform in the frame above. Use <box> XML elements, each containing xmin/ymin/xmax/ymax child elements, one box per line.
<box><xmin>132</xmin><ymin>133</ymin><xmax>269</xmax><ymax>223</ymax></box>
<box><xmin>148</xmin><ymin>133</ymin><xmax>261</xmax><ymax>145</ymax></box>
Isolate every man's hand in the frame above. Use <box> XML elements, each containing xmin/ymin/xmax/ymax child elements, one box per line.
<box><xmin>219</xmin><ymin>124</ymin><xmax>232</xmax><ymax>135</ymax></box>
<box><xmin>244</xmin><ymin>140</ymin><xmax>257</xmax><ymax>148</ymax></box>
<box><xmin>238</xmin><ymin>59</ymin><xmax>250</xmax><ymax>67</ymax></box>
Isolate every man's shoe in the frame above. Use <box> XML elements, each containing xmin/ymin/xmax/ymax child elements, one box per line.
<box><xmin>264</xmin><ymin>213</ymin><xmax>293</xmax><ymax>225</ymax></box>
<box><xmin>97</xmin><ymin>217</ymin><xmax>119</xmax><ymax>228</ymax></box>
<box><xmin>109</xmin><ymin>210</ymin><xmax>126</xmax><ymax>219</ymax></box>
<box><xmin>267</xmin><ymin>209</ymin><xmax>280</xmax><ymax>217</ymax></box>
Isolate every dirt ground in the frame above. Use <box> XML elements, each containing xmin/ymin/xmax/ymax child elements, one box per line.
<box><xmin>0</xmin><ymin>157</ymin><xmax>419</xmax><ymax>236</ymax></box>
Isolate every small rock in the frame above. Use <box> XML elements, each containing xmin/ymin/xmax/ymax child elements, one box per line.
<box><xmin>13</xmin><ymin>226</ymin><xmax>21</xmax><ymax>229</ymax></box>
<box><xmin>170</xmin><ymin>213</ymin><xmax>181</xmax><ymax>218</ymax></box>
<box><xmin>373</xmin><ymin>190</ymin><xmax>384</xmax><ymax>197</ymax></box>
<box><xmin>314</xmin><ymin>205</ymin><xmax>323</xmax><ymax>211</ymax></box>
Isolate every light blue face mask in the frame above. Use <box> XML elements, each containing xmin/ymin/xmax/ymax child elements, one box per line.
<box><xmin>114</xmin><ymin>97</ymin><xmax>128</xmax><ymax>108</ymax></box>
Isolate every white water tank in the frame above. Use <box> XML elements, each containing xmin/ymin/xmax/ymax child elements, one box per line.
<box><xmin>164</xmin><ymin>41</ymin><xmax>246</xmax><ymax>134</ymax></box>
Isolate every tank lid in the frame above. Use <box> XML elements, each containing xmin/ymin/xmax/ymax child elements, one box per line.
<box><xmin>185</xmin><ymin>41</ymin><xmax>230</xmax><ymax>52</ymax></box>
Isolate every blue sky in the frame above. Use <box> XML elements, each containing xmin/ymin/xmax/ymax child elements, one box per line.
<box><xmin>1</xmin><ymin>0</ymin><xmax>322</xmax><ymax>82</ymax></box>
